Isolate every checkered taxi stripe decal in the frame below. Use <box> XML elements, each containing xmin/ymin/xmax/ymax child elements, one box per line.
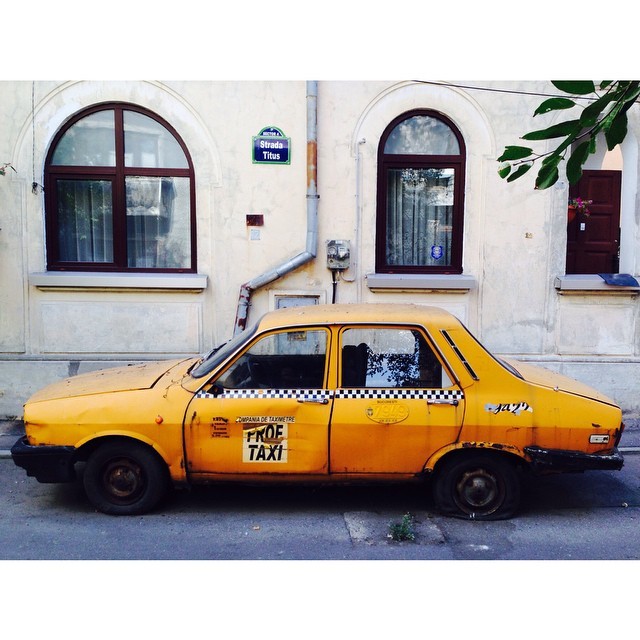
<box><xmin>195</xmin><ymin>389</ymin><xmax>331</xmax><ymax>400</ymax></box>
<box><xmin>195</xmin><ymin>388</ymin><xmax>464</xmax><ymax>402</ymax></box>
<box><xmin>335</xmin><ymin>389</ymin><xmax>463</xmax><ymax>401</ymax></box>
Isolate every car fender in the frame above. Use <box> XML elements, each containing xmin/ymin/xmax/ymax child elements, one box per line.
<box><xmin>424</xmin><ymin>440</ymin><xmax>527</xmax><ymax>473</ymax></box>
<box><xmin>74</xmin><ymin>431</ymin><xmax>187</xmax><ymax>482</ymax></box>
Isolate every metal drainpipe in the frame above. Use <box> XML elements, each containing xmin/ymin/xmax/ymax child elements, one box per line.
<box><xmin>233</xmin><ymin>81</ymin><xmax>319</xmax><ymax>334</ymax></box>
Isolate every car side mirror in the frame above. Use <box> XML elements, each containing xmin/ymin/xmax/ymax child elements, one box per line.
<box><xmin>206</xmin><ymin>383</ymin><xmax>224</xmax><ymax>397</ymax></box>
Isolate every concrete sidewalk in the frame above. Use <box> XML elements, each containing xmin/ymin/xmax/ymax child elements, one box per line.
<box><xmin>3</xmin><ymin>418</ymin><xmax>640</xmax><ymax>458</ymax></box>
<box><xmin>0</xmin><ymin>420</ymin><xmax>25</xmax><ymax>457</ymax></box>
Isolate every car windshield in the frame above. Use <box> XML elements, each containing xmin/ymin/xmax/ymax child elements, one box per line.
<box><xmin>189</xmin><ymin>323</ymin><xmax>258</xmax><ymax>378</ymax></box>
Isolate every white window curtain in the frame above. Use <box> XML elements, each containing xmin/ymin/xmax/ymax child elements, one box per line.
<box><xmin>57</xmin><ymin>180</ymin><xmax>113</xmax><ymax>263</ymax></box>
<box><xmin>385</xmin><ymin>168</ymin><xmax>454</xmax><ymax>268</ymax></box>
<box><xmin>126</xmin><ymin>176</ymin><xmax>190</xmax><ymax>269</ymax></box>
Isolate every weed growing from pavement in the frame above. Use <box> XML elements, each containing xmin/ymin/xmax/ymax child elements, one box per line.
<box><xmin>388</xmin><ymin>513</ymin><xmax>416</xmax><ymax>542</ymax></box>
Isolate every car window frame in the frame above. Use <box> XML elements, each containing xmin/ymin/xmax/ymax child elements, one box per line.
<box><xmin>337</xmin><ymin>323</ymin><xmax>459</xmax><ymax>390</ymax></box>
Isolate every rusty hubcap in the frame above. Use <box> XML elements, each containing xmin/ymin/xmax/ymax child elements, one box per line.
<box><xmin>102</xmin><ymin>458</ymin><xmax>144</xmax><ymax>502</ymax></box>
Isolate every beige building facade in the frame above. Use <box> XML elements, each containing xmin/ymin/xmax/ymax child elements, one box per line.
<box><xmin>1</xmin><ymin>80</ymin><xmax>640</xmax><ymax>418</ymax></box>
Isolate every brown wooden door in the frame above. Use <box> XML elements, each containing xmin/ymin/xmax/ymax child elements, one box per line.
<box><xmin>566</xmin><ymin>170</ymin><xmax>621</xmax><ymax>274</ymax></box>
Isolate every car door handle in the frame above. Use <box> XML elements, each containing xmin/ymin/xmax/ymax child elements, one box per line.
<box><xmin>297</xmin><ymin>396</ymin><xmax>330</xmax><ymax>404</ymax></box>
<box><xmin>427</xmin><ymin>399</ymin><xmax>459</xmax><ymax>406</ymax></box>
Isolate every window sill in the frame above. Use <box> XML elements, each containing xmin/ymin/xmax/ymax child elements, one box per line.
<box><xmin>366</xmin><ymin>273</ymin><xmax>475</xmax><ymax>293</ymax></box>
<box><xmin>554</xmin><ymin>274</ymin><xmax>640</xmax><ymax>296</ymax></box>
<box><xmin>29</xmin><ymin>272</ymin><xmax>208</xmax><ymax>292</ymax></box>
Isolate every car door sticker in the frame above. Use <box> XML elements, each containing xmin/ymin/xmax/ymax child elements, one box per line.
<box><xmin>485</xmin><ymin>402</ymin><xmax>533</xmax><ymax>416</ymax></box>
<box><xmin>209</xmin><ymin>416</ymin><xmax>230</xmax><ymax>438</ymax></box>
<box><xmin>366</xmin><ymin>401</ymin><xmax>410</xmax><ymax>424</ymax></box>
<box><xmin>196</xmin><ymin>388</ymin><xmax>463</xmax><ymax>402</ymax></box>
<box><xmin>195</xmin><ymin>389</ymin><xmax>331</xmax><ymax>400</ymax></box>
<box><xmin>335</xmin><ymin>389</ymin><xmax>464</xmax><ymax>401</ymax></box>
<box><xmin>241</xmin><ymin>421</ymin><xmax>289</xmax><ymax>463</ymax></box>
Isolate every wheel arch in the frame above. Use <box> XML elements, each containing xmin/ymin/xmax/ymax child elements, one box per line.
<box><xmin>74</xmin><ymin>434</ymin><xmax>169</xmax><ymax>468</ymax></box>
<box><xmin>426</xmin><ymin>442</ymin><xmax>529</xmax><ymax>477</ymax></box>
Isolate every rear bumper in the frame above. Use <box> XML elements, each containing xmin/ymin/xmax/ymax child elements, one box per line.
<box><xmin>524</xmin><ymin>445</ymin><xmax>624</xmax><ymax>473</ymax></box>
<box><xmin>11</xmin><ymin>436</ymin><xmax>76</xmax><ymax>483</ymax></box>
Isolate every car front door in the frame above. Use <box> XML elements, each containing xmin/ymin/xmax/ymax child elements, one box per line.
<box><xmin>185</xmin><ymin>327</ymin><xmax>332</xmax><ymax>477</ymax></box>
<box><xmin>330</xmin><ymin>325</ymin><xmax>465</xmax><ymax>474</ymax></box>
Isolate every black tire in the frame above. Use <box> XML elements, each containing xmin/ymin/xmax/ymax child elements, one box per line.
<box><xmin>433</xmin><ymin>453</ymin><xmax>521</xmax><ymax>520</ymax></box>
<box><xmin>83</xmin><ymin>440</ymin><xmax>169</xmax><ymax>515</ymax></box>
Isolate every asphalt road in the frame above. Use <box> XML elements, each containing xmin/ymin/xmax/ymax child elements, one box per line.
<box><xmin>2</xmin><ymin>420</ymin><xmax>638</xmax><ymax>639</ymax></box>
<box><xmin>1</xmin><ymin>430</ymin><xmax>639</xmax><ymax>560</ymax></box>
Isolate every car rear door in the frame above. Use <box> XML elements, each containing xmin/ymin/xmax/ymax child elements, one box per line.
<box><xmin>329</xmin><ymin>325</ymin><xmax>464</xmax><ymax>474</ymax></box>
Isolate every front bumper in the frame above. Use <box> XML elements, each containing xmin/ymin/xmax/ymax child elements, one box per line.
<box><xmin>524</xmin><ymin>445</ymin><xmax>624</xmax><ymax>473</ymax></box>
<box><xmin>11</xmin><ymin>436</ymin><xmax>77</xmax><ymax>483</ymax></box>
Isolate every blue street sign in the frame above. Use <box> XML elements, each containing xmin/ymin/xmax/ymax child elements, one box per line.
<box><xmin>253</xmin><ymin>126</ymin><xmax>291</xmax><ymax>165</ymax></box>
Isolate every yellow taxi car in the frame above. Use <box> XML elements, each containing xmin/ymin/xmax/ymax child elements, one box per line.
<box><xmin>11</xmin><ymin>303</ymin><xmax>624</xmax><ymax>520</ymax></box>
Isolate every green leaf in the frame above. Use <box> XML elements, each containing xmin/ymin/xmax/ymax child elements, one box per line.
<box><xmin>601</xmin><ymin>87</ymin><xmax>639</xmax><ymax>149</ymax></box>
<box><xmin>534</xmin><ymin>97</ymin><xmax>575</xmax><ymax>116</ymax></box>
<box><xmin>534</xmin><ymin>153</ymin><xmax>562</xmax><ymax>190</ymax></box>
<box><xmin>605</xmin><ymin>108</ymin><xmax>629</xmax><ymax>149</ymax></box>
<box><xmin>498</xmin><ymin>163</ymin><xmax>511</xmax><ymax>179</ymax></box>
<box><xmin>612</xmin><ymin>82</ymin><xmax>640</xmax><ymax>109</ymax></box>
<box><xmin>566</xmin><ymin>140</ymin><xmax>590</xmax><ymax>184</ymax></box>
<box><xmin>551</xmin><ymin>80</ymin><xmax>595</xmax><ymax>95</ymax></box>
<box><xmin>541</xmin><ymin>152</ymin><xmax>562</xmax><ymax>167</ymax></box>
<box><xmin>506</xmin><ymin>163</ymin><xmax>532</xmax><ymax>182</ymax></box>
<box><xmin>522</xmin><ymin>119</ymin><xmax>581</xmax><ymax>141</ymax></box>
<box><xmin>497</xmin><ymin>145</ymin><xmax>534</xmax><ymax>161</ymax></box>
<box><xmin>535</xmin><ymin>163</ymin><xmax>559</xmax><ymax>190</ymax></box>
<box><xmin>579</xmin><ymin>92</ymin><xmax>618</xmax><ymax>128</ymax></box>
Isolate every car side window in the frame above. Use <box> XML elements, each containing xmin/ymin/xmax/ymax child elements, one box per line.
<box><xmin>341</xmin><ymin>327</ymin><xmax>450</xmax><ymax>388</ymax></box>
<box><xmin>216</xmin><ymin>329</ymin><xmax>327</xmax><ymax>390</ymax></box>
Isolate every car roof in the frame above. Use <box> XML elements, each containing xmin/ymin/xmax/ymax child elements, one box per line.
<box><xmin>256</xmin><ymin>303</ymin><xmax>462</xmax><ymax>332</ymax></box>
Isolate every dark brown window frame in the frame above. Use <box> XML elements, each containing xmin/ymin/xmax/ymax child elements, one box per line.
<box><xmin>375</xmin><ymin>109</ymin><xmax>466</xmax><ymax>275</ymax></box>
<box><xmin>44</xmin><ymin>102</ymin><xmax>197</xmax><ymax>273</ymax></box>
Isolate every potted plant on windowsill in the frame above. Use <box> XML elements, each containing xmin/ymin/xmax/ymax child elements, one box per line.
<box><xmin>568</xmin><ymin>197</ymin><xmax>592</xmax><ymax>223</ymax></box>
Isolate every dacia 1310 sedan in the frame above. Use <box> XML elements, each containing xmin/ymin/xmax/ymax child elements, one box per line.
<box><xmin>11</xmin><ymin>303</ymin><xmax>625</xmax><ymax>519</ymax></box>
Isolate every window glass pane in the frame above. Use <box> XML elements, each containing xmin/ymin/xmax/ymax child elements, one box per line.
<box><xmin>51</xmin><ymin>111</ymin><xmax>116</xmax><ymax>166</ymax></box>
<box><xmin>384</xmin><ymin>115</ymin><xmax>460</xmax><ymax>155</ymax></box>
<box><xmin>56</xmin><ymin>179</ymin><xmax>113</xmax><ymax>262</ymax></box>
<box><xmin>124</xmin><ymin>111</ymin><xmax>188</xmax><ymax>168</ymax></box>
<box><xmin>385</xmin><ymin>167</ymin><xmax>455</xmax><ymax>267</ymax></box>
<box><xmin>126</xmin><ymin>176</ymin><xmax>191</xmax><ymax>268</ymax></box>
<box><xmin>217</xmin><ymin>330</ymin><xmax>327</xmax><ymax>389</ymax></box>
<box><xmin>341</xmin><ymin>328</ymin><xmax>447</xmax><ymax>388</ymax></box>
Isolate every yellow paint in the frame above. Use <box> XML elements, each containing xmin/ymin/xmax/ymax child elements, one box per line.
<box><xmin>21</xmin><ymin>304</ymin><xmax>623</xmax><ymax>488</ymax></box>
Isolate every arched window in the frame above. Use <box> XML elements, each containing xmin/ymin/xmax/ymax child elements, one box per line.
<box><xmin>45</xmin><ymin>103</ymin><xmax>196</xmax><ymax>272</ymax></box>
<box><xmin>376</xmin><ymin>110</ymin><xmax>466</xmax><ymax>274</ymax></box>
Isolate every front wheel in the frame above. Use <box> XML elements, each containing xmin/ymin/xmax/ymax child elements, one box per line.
<box><xmin>83</xmin><ymin>440</ymin><xmax>169</xmax><ymax>515</ymax></box>
<box><xmin>432</xmin><ymin>453</ymin><xmax>521</xmax><ymax>520</ymax></box>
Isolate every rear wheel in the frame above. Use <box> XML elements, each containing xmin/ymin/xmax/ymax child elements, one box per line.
<box><xmin>433</xmin><ymin>453</ymin><xmax>521</xmax><ymax>520</ymax></box>
<box><xmin>83</xmin><ymin>440</ymin><xmax>169</xmax><ymax>515</ymax></box>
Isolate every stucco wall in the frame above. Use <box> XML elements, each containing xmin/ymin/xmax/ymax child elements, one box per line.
<box><xmin>1</xmin><ymin>80</ymin><xmax>640</xmax><ymax>417</ymax></box>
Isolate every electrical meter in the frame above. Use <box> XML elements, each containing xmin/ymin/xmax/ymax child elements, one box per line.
<box><xmin>326</xmin><ymin>240</ymin><xmax>351</xmax><ymax>270</ymax></box>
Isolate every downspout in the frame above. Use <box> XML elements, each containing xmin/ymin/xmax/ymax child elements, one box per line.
<box><xmin>233</xmin><ymin>80</ymin><xmax>319</xmax><ymax>335</ymax></box>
